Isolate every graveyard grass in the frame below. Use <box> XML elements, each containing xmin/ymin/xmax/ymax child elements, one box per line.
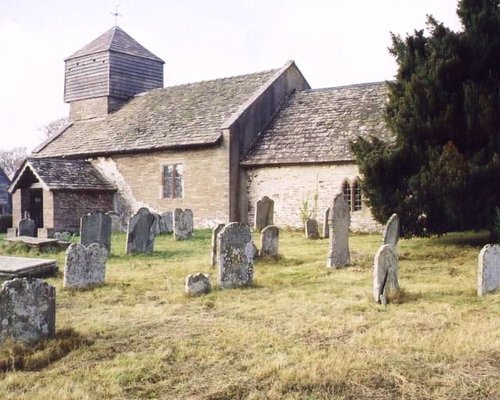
<box><xmin>0</xmin><ymin>230</ymin><xmax>499</xmax><ymax>400</ymax></box>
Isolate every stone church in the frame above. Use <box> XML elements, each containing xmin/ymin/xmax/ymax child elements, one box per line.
<box><xmin>9</xmin><ymin>26</ymin><xmax>390</xmax><ymax>235</ymax></box>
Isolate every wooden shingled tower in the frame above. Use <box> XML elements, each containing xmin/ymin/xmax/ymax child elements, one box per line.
<box><xmin>64</xmin><ymin>26</ymin><xmax>164</xmax><ymax>120</ymax></box>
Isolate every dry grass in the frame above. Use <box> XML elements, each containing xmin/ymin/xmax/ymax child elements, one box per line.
<box><xmin>0</xmin><ymin>229</ymin><xmax>499</xmax><ymax>399</ymax></box>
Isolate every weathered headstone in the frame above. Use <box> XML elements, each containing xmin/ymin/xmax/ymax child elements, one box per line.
<box><xmin>210</xmin><ymin>223</ymin><xmax>225</xmax><ymax>267</ymax></box>
<box><xmin>159</xmin><ymin>211</ymin><xmax>173</xmax><ymax>234</ymax></box>
<box><xmin>322</xmin><ymin>207</ymin><xmax>330</xmax><ymax>239</ymax></box>
<box><xmin>173</xmin><ymin>208</ymin><xmax>193</xmax><ymax>240</ymax></box>
<box><xmin>373</xmin><ymin>244</ymin><xmax>399</xmax><ymax>303</ymax></box>
<box><xmin>126</xmin><ymin>207</ymin><xmax>156</xmax><ymax>254</ymax></box>
<box><xmin>64</xmin><ymin>243</ymin><xmax>107</xmax><ymax>289</ymax></box>
<box><xmin>80</xmin><ymin>211</ymin><xmax>112</xmax><ymax>251</ymax></box>
<box><xmin>18</xmin><ymin>218</ymin><xmax>36</xmax><ymax>237</ymax></box>
<box><xmin>185</xmin><ymin>273</ymin><xmax>211</xmax><ymax>296</ymax></box>
<box><xmin>382</xmin><ymin>213</ymin><xmax>400</xmax><ymax>246</ymax></box>
<box><xmin>254</xmin><ymin>196</ymin><xmax>274</xmax><ymax>232</ymax></box>
<box><xmin>217</xmin><ymin>223</ymin><xmax>254</xmax><ymax>289</ymax></box>
<box><xmin>478</xmin><ymin>244</ymin><xmax>500</xmax><ymax>296</ymax></box>
<box><xmin>0</xmin><ymin>278</ymin><xmax>56</xmax><ymax>344</ymax></box>
<box><xmin>260</xmin><ymin>225</ymin><xmax>279</xmax><ymax>257</ymax></box>
<box><xmin>305</xmin><ymin>219</ymin><xmax>320</xmax><ymax>240</ymax></box>
<box><xmin>152</xmin><ymin>213</ymin><xmax>162</xmax><ymax>236</ymax></box>
<box><xmin>326</xmin><ymin>193</ymin><xmax>351</xmax><ymax>269</ymax></box>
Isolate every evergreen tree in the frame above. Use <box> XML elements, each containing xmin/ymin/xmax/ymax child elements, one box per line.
<box><xmin>351</xmin><ymin>0</ymin><xmax>500</xmax><ymax>238</ymax></box>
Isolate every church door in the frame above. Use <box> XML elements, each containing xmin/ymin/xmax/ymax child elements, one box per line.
<box><xmin>29</xmin><ymin>189</ymin><xmax>43</xmax><ymax>234</ymax></box>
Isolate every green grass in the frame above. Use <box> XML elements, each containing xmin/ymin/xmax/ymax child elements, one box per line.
<box><xmin>0</xmin><ymin>230</ymin><xmax>499</xmax><ymax>399</ymax></box>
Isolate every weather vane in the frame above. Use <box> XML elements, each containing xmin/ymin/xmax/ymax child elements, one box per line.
<box><xmin>110</xmin><ymin>4</ymin><xmax>121</xmax><ymax>26</ymax></box>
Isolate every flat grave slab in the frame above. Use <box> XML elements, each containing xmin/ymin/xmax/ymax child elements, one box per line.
<box><xmin>0</xmin><ymin>256</ymin><xmax>58</xmax><ymax>279</ymax></box>
<box><xmin>4</xmin><ymin>236</ymin><xmax>60</xmax><ymax>246</ymax></box>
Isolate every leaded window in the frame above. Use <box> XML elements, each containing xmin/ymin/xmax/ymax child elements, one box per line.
<box><xmin>352</xmin><ymin>179</ymin><xmax>362</xmax><ymax>211</ymax></box>
<box><xmin>342</xmin><ymin>180</ymin><xmax>351</xmax><ymax>209</ymax></box>
<box><xmin>163</xmin><ymin>164</ymin><xmax>183</xmax><ymax>198</ymax></box>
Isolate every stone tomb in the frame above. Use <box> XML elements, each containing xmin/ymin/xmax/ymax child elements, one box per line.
<box><xmin>260</xmin><ymin>225</ymin><xmax>279</xmax><ymax>257</ymax></box>
<box><xmin>305</xmin><ymin>219</ymin><xmax>320</xmax><ymax>240</ymax></box>
<box><xmin>173</xmin><ymin>208</ymin><xmax>193</xmax><ymax>240</ymax></box>
<box><xmin>382</xmin><ymin>213</ymin><xmax>400</xmax><ymax>246</ymax></box>
<box><xmin>0</xmin><ymin>278</ymin><xmax>56</xmax><ymax>344</ymax></box>
<box><xmin>211</xmin><ymin>223</ymin><xmax>225</xmax><ymax>267</ymax></box>
<box><xmin>80</xmin><ymin>211</ymin><xmax>112</xmax><ymax>251</ymax></box>
<box><xmin>64</xmin><ymin>243</ymin><xmax>108</xmax><ymax>289</ymax></box>
<box><xmin>126</xmin><ymin>207</ymin><xmax>156</xmax><ymax>254</ymax></box>
<box><xmin>373</xmin><ymin>244</ymin><xmax>400</xmax><ymax>304</ymax></box>
<box><xmin>326</xmin><ymin>194</ymin><xmax>350</xmax><ymax>269</ymax></box>
<box><xmin>254</xmin><ymin>196</ymin><xmax>274</xmax><ymax>232</ymax></box>
<box><xmin>185</xmin><ymin>273</ymin><xmax>211</xmax><ymax>296</ymax></box>
<box><xmin>0</xmin><ymin>256</ymin><xmax>58</xmax><ymax>279</ymax></box>
<box><xmin>478</xmin><ymin>244</ymin><xmax>500</xmax><ymax>296</ymax></box>
<box><xmin>18</xmin><ymin>217</ymin><xmax>36</xmax><ymax>237</ymax></box>
<box><xmin>159</xmin><ymin>211</ymin><xmax>173</xmax><ymax>234</ymax></box>
<box><xmin>217</xmin><ymin>223</ymin><xmax>254</xmax><ymax>289</ymax></box>
<box><xmin>322</xmin><ymin>207</ymin><xmax>330</xmax><ymax>239</ymax></box>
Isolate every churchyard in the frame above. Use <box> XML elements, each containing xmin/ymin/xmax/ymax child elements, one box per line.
<box><xmin>0</xmin><ymin>228</ymin><xmax>499</xmax><ymax>399</ymax></box>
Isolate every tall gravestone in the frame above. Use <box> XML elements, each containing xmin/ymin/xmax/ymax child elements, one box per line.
<box><xmin>254</xmin><ymin>196</ymin><xmax>274</xmax><ymax>232</ymax></box>
<box><xmin>260</xmin><ymin>225</ymin><xmax>279</xmax><ymax>257</ymax></box>
<box><xmin>64</xmin><ymin>243</ymin><xmax>108</xmax><ymax>289</ymax></box>
<box><xmin>326</xmin><ymin>194</ymin><xmax>350</xmax><ymax>269</ymax></box>
<box><xmin>18</xmin><ymin>218</ymin><xmax>36</xmax><ymax>237</ymax></box>
<box><xmin>478</xmin><ymin>244</ymin><xmax>500</xmax><ymax>296</ymax></box>
<box><xmin>0</xmin><ymin>278</ymin><xmax>56</xmax><ymax>344</ymax></box>
<box><xmin>305</xmin><ymin>219</ymin><xmax>320</xmax><ymax>239</ymax></box>
<box><xmin>217</xmin><ymin>223</ymin><xmax>254</xmax><ymax>289</ymax></box>
<box><xmin>322</xmin><ymin>207</ymin><xmax>330</xmax><ymax>239</ymax></box>
<box><xmin>211</xmin><ymin>223</ymin><xmax>226</xmax><ymax>267</ymax></box>
<box><xmin>80</xmin><ymin>211</ymin><xmax>112</xmax><ymax>251</ymax></box>
<box><xmin>126</xmin><ymin>207</ymin><xmax>156</xmax><ymax>254</ymax></box>
<box><xmin>373</xmin><ymin>244</ymin><xmax>400</xmax><ymax>304</ymax></box>
<box><xmin>382</xmin><ymin>213</ymin><xmax>400</xmax><ymax>246</ymax></box>
<box><xmin>159</xmin><ymin>211</ymin><xmax>173</xmax><ymax>234</ymax></box>
<box><xmin>173</xmin><ymin>208</ymin><xmax>194</xmax><ymax>240</ymax></box>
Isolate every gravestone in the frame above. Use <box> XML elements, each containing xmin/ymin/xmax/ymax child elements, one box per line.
<box><xmin>7</xmin><ymin>228</ymin><xmax>17</xmax><ymax>238</ymax></box>
<box><xmin>326</xmin><ymin>193</ymin><xmax>351</xmax><ymax>269</ymax></box>
<box><xmin>305</xmin><ymin>219</ymin><xmax>320</xmax><ymax>239</ymax></box>
<box><xmin>217</xmin><ymin>223</ymin><xmax>254</xmax><ymax>289</ymax></box>
<box><xmin>64</xmin><ymin>243</ymin><xmax>108</xmax><ymax>289</ymax></box>
<box><xmin>152</xmin><ymin>213</ymin><xmax>162</xmax><ymax>236</ymax></box>
<box><xmin>322</xmin><ymin>208</ymin><xmax>330</xmax><ymax>239</ymax></box>
<box><xmin>126</xmin><ymin>207</ymin><xmax>156</xmax><ymax>254</ymax></box>
<box><xmin>382</xmin><ymin>213</ymin><xmax>400</xmax><ymax>246</ymax></box>
<box><xmin>0</xmin><ymin>278</ymin><xmax>56</xmax><ymax>344</ymax></box>
<box><xmin>260</xmin><ymin>225</ymin><xmax>279</xmax><ymax>257</ymax></box>
<box><xmin>254</xmin><ymin>196</ymin><xmax>274</xmax><ymax>232</ymax></box>
<box><xmin>159</xmin><ymin>211</ymin><xmax>173</xmax><ymax>234</ymax></box>
<box><xmin>373</xmin><ymin>244</ymin><xmax>399</xmax><ymax>303</ymax></box>
<box><xmin>185</xmin><ymin>273</ymin><xmax>211</xmax><ymax>296</ymax></box>
<box><xmin>478</xmin><ymin>244</ymin><xmax>500</xmax><ymax>296</ymax></box>
<box><xmin>80</xmin><ymin>211</ymin><xmax>112</xmax><ymax>251</ymax></box>
<box><xmin>18</xmin><ymin>218</ymin><xmax>36</xmax><ymax>237</ymax></box>
<box><xmin>210</xmin><ymin>223</ymin><xmax>225</xmax><ymax>267</ymax></box>
<box><xmin>109</xmin><ymin>213</ymin><xmax>125</xmax><ymax>232</ymax></box>
<box><xmin>173</xmin><ymin>208</ymin><xmax>193</xmax><ymax>240</ymax></box>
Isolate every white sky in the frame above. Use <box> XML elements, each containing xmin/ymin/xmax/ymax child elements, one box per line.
<box><xmin>0</xmin><ymin>0</ymin><xmax>461</xmax><ymax>152</ymax></box>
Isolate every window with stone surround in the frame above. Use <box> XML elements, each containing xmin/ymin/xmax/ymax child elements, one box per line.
<box><xmin>162</xmin><ymin>164</ymin><xmax>183</xmax><ymax>199</ymax></box>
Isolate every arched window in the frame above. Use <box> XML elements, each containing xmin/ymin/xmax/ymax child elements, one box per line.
<box><xmin>341</xmin><ymin>180</ymin><xmax>351</xmax><ymax>209</ymax></box>
<box><xmin>352</xmin><ymin>178</ymin><xmax>362</xmax><ymax>211</ymax></box>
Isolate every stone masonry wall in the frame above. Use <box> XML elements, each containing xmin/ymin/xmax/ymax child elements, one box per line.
<box><xmin>245</xmin><ymin>163</ymin><xmax>382</xmax><ymax>232</ymax></box>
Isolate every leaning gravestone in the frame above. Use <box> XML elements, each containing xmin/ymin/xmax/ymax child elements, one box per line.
<box><xmin>211</xmin><ymin>223</ymin><xmax>226</xmax><ymax>267</ymax></box>
<box><xmin>477</xmin><ymin>244</ymin><xmax>500</xmax><ymax>296</ymax></box>
<box><xmin>185</xmin><ymin>273</ymin><xmax>212</xmax><ymax>296</ymax></box>
<box><xmin>382</xmin><ymin>213</ymin><xmax>400</xmax><ymax>246</ymax></box>
<box><xmin>0</xmin><ymin>278</ymin><xmax>56</xmax><ymax>344</ymax></box>
<box><xmin>322</xmin><ymin>208</ymin><xmax>330</xmax><ymax>239</ymax></box>
<box><xmin>18</xmin><ymin>218</ymin><xmax>36</xmax><ymax>237</ymax></box>
<box><xmin>217</xmin><ymin>223</ymin><xmax>254</xmax><ymax>289</ymax></box>
<box><xmin>126</xmin><ymin>207</ymin><xmax>156</xmax><ymax>254</ymax></box>
<box><xmin>254</xmin><ymin>196</ymin><xmax>274</xmax><ymax>232</ymax></box>
<box><xmin>260</xmin><ymin>225</ymin><xmax>279</xmax><ymax>257</ymax></box>
<box><xmin>159</xmin><ymin>211</ymin><xmax>173</xmax><ymax>234</ymax></box>
<box><xmin>64</xmin><ymin>243</ymin><xmax>108</xmax><ymax>289</ymax></box>
<box><xmin>326</xmin><ymin>194</ymin><xmax>351</xmax><ymax>269</ymax></box>
<box><xmin>373</xmin><ymin>244</ymin><xmax>400</xmax><ymax>304</ymax></box>
<box><xmin>305</xmin><ymin>219</ymin><xmax>320</xmax><ymax>240</ymax></box>
<box><xmin>173</xmin><ymin>208</ymin><xmax>193</xmax><ymax>240</ymax></box>
<box><xmin>80</xmin><ymin>211</ymin><xmax>112</xmax><ymax>251</ymax></box>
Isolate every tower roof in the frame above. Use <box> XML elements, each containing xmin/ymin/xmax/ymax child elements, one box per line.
<box><xmin>65</xmin><ymin>26</ymin><xmax>164</xmax><ymax>63</ymax></box>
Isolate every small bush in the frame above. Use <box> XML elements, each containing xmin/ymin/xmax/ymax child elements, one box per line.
<box><xmin>0</xmin><ymin>214</ymin><xmax>12</xmax><ymax>233</ymax></box>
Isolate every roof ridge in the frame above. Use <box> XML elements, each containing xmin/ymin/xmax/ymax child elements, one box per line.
<box><xmin>304</xmin><ymin>81</ymin><xmax>388</xmax><ymax>93</ymax></box>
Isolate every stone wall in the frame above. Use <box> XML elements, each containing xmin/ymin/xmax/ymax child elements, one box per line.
<box><xmin>245</xmin><ymin>163</ymin><xmax>382</xmax><ymax>232</ymax></box>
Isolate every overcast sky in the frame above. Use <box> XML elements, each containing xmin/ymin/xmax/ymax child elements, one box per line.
<box><xmin>0</xmin><ymin>0</ymin><xmax>462</xmax><ymax>152</ymax></box>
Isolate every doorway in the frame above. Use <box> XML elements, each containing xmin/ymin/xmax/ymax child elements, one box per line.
<box><xmin>29</xmin><ymin>189</ymin><xmax>43</xmax><ymax>233</ymax></box>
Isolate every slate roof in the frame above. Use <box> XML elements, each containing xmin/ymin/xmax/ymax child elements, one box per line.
<box><xmin>33</xmin><ymin>68</ymin><xmax>281</xmax><ymax>158</ymax></box>
<box><xmin>10</xmin><ymin>159</ymin><xmax>115</xmax><ymax>192</ymax></box>
<box><xmin>242</xmin><ymin>82</ymin><xmax>392</xmax><ymax>166</ymax></box>
<box><xmin>66</xmin><ymin>26</ymin><xmax>164</xmax><ymax>62</ymax></box>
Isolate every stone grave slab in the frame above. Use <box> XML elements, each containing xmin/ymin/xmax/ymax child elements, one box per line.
<box><xmin>260</xmin><ymin>225</ymin><xmax>279</xmax><ymax>257</ymax></box>
<box><xmin>0</xmin><ymin>256</ymin><xmax>58</xmax><ymax>279</ymax></box>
